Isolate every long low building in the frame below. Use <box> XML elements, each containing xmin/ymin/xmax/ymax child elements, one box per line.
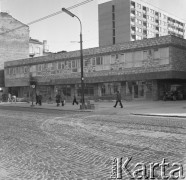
<box><xmin>4</xmin><ymin>35</ymin><xmax>186</xmax><ymax>101</ymax></box>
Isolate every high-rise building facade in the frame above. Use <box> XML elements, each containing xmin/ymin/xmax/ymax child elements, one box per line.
<box><xmin>99</xmin><ymin>0</ymin><xmax>186</xmax><ymax>46</ymax></box>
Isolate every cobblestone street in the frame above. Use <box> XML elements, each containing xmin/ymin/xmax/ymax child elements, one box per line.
<box><xmin>0</xmin><ymin>106</ymin><xmax>185</xmax><ymax>180</ymax></box>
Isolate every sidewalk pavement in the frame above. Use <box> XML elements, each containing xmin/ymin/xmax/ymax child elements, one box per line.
<box><xmin>0</xmin><ymin>100</ymin><xmax>186</xmax><ymax>118</ymax></box>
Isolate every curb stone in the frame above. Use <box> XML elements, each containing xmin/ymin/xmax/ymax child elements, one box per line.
<box><xmin>131</xmin><ymin>113</ymin><xmax>186</xmax><ymax>118</ymax></box>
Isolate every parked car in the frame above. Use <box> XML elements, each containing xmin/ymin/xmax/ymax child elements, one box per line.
<box><xmin>163</xmin><ymin>90</ymin><xmax>183</xmax><ymax>101</ymax></box>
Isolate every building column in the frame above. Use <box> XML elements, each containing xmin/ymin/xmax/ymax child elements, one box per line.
<box><xmin>50</xmin><ymin>86</ymin><xmax>55</xmax><ymax>100</ymax></box>
<box><xmin>152</xmin><ymin>80</ymin><xmax>158</xmax><ymax>101</ymax></box>
<box><xmin>125</xmin><ymin>81</ymin><xmax>132</xmax><ymax>100</ymax></box>
<box><xmin>71</xmin><ymin>85</ymin><xmax>76</xmax><ymax>99</ymax></box>
<box><xmin>97</xmin><ymin>84</ymin><xmax>102</xmax><ymax>97</ymax></box>
<box><xmin>120</xmin><ymin>82</ymin><xmax>126</xmax><ymax>100</ymax></box>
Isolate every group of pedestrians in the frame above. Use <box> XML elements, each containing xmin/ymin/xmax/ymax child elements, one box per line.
<box><xmin>55</xmin><ymin>92</ymin><xmax>79</xmax><ymax>107</ymax></box>
<box><xmin>55</xmin><ymin>91</ymin><xmax>65</xmax><ymax>107</ymax></box>
<box><xmin>33</xmin><ymin>90</ymin><xmax>123</xmax><ymax>108</ymax></box>
<box><xmin>8</xmin><ymin>93</ymin><xmax>17</xmax><ymax>103</ymax></box>
<box><xmin>55</xmin><ymin>90</ymin><xmax>123</xmax><ymax>108</ymax></box>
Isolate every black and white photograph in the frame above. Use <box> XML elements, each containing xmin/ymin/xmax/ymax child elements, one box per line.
<box><xmin>0</xmin><ymin>0</ymin><xmax>186</xmax><ymax>179</ymax></box>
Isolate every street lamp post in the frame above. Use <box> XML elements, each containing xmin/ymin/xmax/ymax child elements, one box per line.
<box><xmin>62</xmin><ymin>8</ymin><xmax>85</xmax><ymax>109</ymax></box>
<box><xmin>31</xmin><ymin>85</ymin><xmax>35</xmax><ymax>107</ymax></box>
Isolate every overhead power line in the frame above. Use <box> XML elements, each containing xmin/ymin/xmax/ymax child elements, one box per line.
<box><xmin>0</xmin><ymin>0</ymin><xmax>94</xmax><ymax>36</ymax></box>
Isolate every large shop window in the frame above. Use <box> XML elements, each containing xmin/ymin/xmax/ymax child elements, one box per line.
<box><xmin>51</xmin><ymin>62</ymin><xmax>56</xmax><ymax>70</ymax></box>
<box><xmin>113</xmin><ymin>85</ymin><xmax>119</xmax><ymax>93</ymax></box>
<box><xmin>111</xmin><ymin>55</ymin><xmax>116</xmax><ymax>64</ymax></box>
<box><xmin>63</xmin><ymin>87</ymin><xmax>71</xmax><ymax>97</ymax></box>
<box><xmin>57</xmin><ymin>86</ymin><xmax>71</xmax><ymax>97</ymax></box>
<box><xmin>119</xmin><ymin>54</ymin><xmax>125</xmax><ymax>63</ymax></box>
<box><xmin>68</xmin><ymin>61</ymin><xmax>72</xmax><ymax>69</ymax></box>
<box><xmin>84</xmin><ymin>58</ymin><xmax>91</xmax><ymax>67</ymax></box>
<box><xmin>78</xmin><ymin>85</ymin><xmax>94</xmax><ymax>96</ymax></box>
<box><xmin>58</xmin><ymin>62</ymin><xmax>62</xmax><ymax>69</ymax></box>
<box><xmin>24</xmin><ymin>66</ymin><xmax>28</xmax><ymax>73</ymax></box>
<box><xmin>36</xmin><ymin>64</ymin><xmax>42</xmax><ymax>72</ymax></box>
<box><xmin>160</xmin><ymin>48</ymin><xmax>169</xmax><ymax>64</ymax></box>
<box><xmin>134</xmin><ymin>51</ymin><xmax>143</xmax><ymax>67</ymax></box>
<box><xmin>101</xmin><ymin>85</ymin><xmax>106</xmax><ymax>95</ymax></box>
<box><xmin>154</xmin><ymin>49</ymin><xmax>160</xmax><ymax>59</ymax></box>
<box><xmin>143</xmin><ymin>51</ymin><xmax>148</xmax><ymax>60</ymax></box>
<box><xmin>91</xmin><ymin>58</ymin><xmax>96</xmax><ymax>66</ymax></box>
<box><xmin>96</xmin><ymin>57</ymin><xmax>103</xmax><ymax>65</ymax></box>
<box><xmin>103</xmin><ymin>56</ymin><xmax>111</xmax><ymax>65</ymax></box>
<box><xmin>72</xmin><ymin>60</ymin><xmax>77</xmax><ymax>68</ymax></box>
<box><xmin>125</xmin><ymin>52</ymin><xmax>133</xmax><ymax>68</ymax></box>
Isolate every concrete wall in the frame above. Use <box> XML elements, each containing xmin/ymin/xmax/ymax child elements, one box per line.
<box><xmin>98</xmin><ymin>1</ymin><xmax>113</xmax><ymax>46</ymax></box>
<box><xmin>0</xmin><ymin>12</ymin><xmax>29</xmax><ymax>68</ymax></box>
<box><xmin>0</xmin><ymin>70</ymin><xmax>4</xmax><ymax>87</ymax></box>
<box><xmin>114</xmin><ymin>0</ymin><xmax>131</xmax><ymax>44</ymax></box>
<box><xmin>98</xmin><ymin>0</ymin><xmax>131</xmax><ymax>46</ymax></box>
<box><xmin>170</xmin><ymin>46</ymin><xmax>186</xmax><ymax>72</ymax></box>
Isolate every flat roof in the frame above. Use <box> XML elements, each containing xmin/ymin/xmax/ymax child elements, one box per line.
<box><xmin>4</xmin><ymin>35</ymin><xmax>186</xmax><ymax>68</ymax></box>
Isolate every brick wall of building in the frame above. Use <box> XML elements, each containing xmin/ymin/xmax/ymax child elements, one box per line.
<box><xmin>0</xmin><ymin>12</ymin><xmax>29</xmax><ymax>69</ymax></box>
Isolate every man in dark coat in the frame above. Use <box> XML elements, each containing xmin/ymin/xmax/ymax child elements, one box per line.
<box><xmin>72</xmin><ymin>94</ymin><xmax>78</xmax><ymax>105</ymax></box>
<box><xmin>38</xmin><ymin>94</ymin><xmax>42</xmax><ymax>106</ymax></box>
<box><xmin>113</xmin><ymin>90</ymin><xmax>123</xmax><ymax>108</ymax></box>
<box><xmin>56</xmin><ymin>93</ymin><xmax>61</xmax><ymax>107</ymax></box>
<box><xmin>36</xmin><ymin>92</ymin><xmax>39</xmax><ymax>105</ymax></box>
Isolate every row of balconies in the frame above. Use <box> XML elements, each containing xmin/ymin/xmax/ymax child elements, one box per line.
<box><xmin>131</xmin><ymin>33</ymin><xmax>160</xmax><ymax>41</ymax></box>
<box><xmin>131</xmin><ymin>27</ymin><xmax>158</xmax><ymax>36</ymax></box>
<box><xmin>131</xmin><ymin>12</ymin><xmax>168</xmax><ymax>27</ymax></box>
<box><xmin>168</xmin><ymin>24</ymin><xmax>184</xmax><ymax>32</ymax></box>
<box><xmin>131</xmin><ymin>20</ymin><xmax>167</xmax><ymax>32</ymax></box>
<box><xmin>131</xmin><ymin>4</ymin><xmax>185</xmax><ymax>29</ymax></box>
<box><xmin>168</xmin><ymin>22</ymin><xmax>184</xmax><ymax>29</ymax></box>
<box><xmin>168</xmin><ymin>17</ymin><xmax>184</xmax><ymax>26</ymax></box>
<box><xmin>131</xmin><ymin>4</ymin><xmax>162</xmax><ymax>18</ymax></box>
<box><xmin>168</xmin><ymin>31</ymin><xmax>184</xmax><ymax>38</ymax></box>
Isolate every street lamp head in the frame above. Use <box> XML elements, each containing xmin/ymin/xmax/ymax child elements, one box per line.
<box><xmin>62</xmin><ymin>8</ymin><xmax>75</xmax><ymax>17</ymax></box>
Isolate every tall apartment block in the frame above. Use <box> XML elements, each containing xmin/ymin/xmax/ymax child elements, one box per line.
<box><xmin>98</xmin><ymin>0</ymin><xmax>186</xmax><ymax>46</ymax></box>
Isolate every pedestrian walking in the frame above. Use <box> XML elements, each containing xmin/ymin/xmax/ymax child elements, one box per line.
<box><xmin>72</xmin><ymin>94</ymin><xmax>78</xmax><ymax>105</ymax></box>
<box><xmin>8</xmin><ymin>93</ymin><xmax>12</xmax><ymax>103</ymax></box>
<box><xmin>113</xmin><ymin>90</ymin><xmax>123</xmax><ymax>108</ymax></box>
<box><xmin>56</xmin><ymin>93</ymin><xmax>61</xmax><ymax>107</ymax></box>
<box><xmin>38</xmin><ymin>94</ymin><xmax>42</xmax><ymax>106</ymax></box>
<box><xmin>36</xmin><ymin>92</ymin><xmax>39</xmax><ymax>105</ymax></box>
<box><xmin>61</xmin><ymin>92</ymin><xmax>65</xmax><ymax>106</ymax></box>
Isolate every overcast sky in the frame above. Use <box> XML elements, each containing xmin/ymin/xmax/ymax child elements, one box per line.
<box><xmin>1</xmin><ymin>0</ymin><xmax>186</xmax><ymax>52</ymax></box>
